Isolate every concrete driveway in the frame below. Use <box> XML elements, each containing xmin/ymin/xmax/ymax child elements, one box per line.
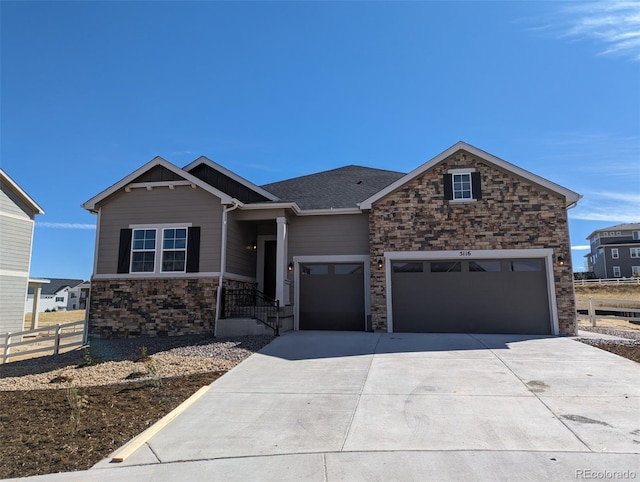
<box><xmin>16</xmin><ymin>332</ymin><xmax>640</xmax><ymax>481</ymax></box>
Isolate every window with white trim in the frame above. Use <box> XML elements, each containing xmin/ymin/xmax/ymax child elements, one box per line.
<box><xmin>444</xmin><ymin>169</ymin><xmax>481</xmax><ymax>202</ymax></box>
<box><xmin>633</xmin><ymin>231</ymin><xmax>640</xmax><ymax>240</ymax></box>
<box><xmin>611</xmin><ymin>248</ymin><xmax>619</xmax><ymax>259</ymax></box>
<box><xmin>161</xmin><ymin>228</ymin><xmax>187</xmax><ymax>272</ymax></box>
<box><xmin>632</xmin><ymin>266</ymin><xmax>640</xmax><ymax>277</ymax></box>
<box><xmin>613</xmin><ymin>266</ymin><xmax>621</xmax><ymax>277</ymax></box>
<box><xmin>131</xmin><ymin>229</ymin><xmax>157</xmax><ymax>272</ymax></box>
<box><xmin>452</xmin><ymin>173</ymin><xmax>472</xmax><ymax>200</ymax></box>
<box><xmin>118</xmin><ymin>224</ymin><xmax>200</xmax><ymax>275</ymax></box>
<box><xmin>631</xmin><ymin>248</ymin><xmax>640</xmax><ymax>258</ymax></box>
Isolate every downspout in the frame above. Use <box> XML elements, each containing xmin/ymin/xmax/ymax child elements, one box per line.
<box><xmin>214</xmin><ymin>200</ymin><xmax>241</xmax><ymax>334</ymax></box>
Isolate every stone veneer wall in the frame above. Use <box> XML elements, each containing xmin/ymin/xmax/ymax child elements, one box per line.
<box><xmin>369</xmin><ymin>150</ymin><xmax>576</xmax><ymax>335</ymax></box>
<box><xmin>89</xmin><ymin>278</ymin><xmax>218</xmax><ymax>338</ymax></box>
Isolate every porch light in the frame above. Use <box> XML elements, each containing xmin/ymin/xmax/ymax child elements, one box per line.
<box><xmin>557</xmin><ymin>255</ymin><xmax>565</xmax><ymax>266</ymax></box>
<box><xmin>251</xmin><ymin>240</ymin><xmax>257</xmax><ymax>250</ymax></box>
<box><xmin>377</xmin><ymin>258</ymin><xmax>384</xmax><ymax>269</ymax></box>
<box><xmin>288</xmin><ymin>262</ymin><xmax>294</xmax><ymax>272</ymax></box>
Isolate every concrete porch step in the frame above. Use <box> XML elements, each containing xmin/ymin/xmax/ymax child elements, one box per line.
<box><xmin>217</xmin><ymin>314</ymin><xmax>294</xmax><ymax>337</ymax></box>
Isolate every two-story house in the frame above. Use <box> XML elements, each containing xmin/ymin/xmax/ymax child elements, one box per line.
<box><xmin>0</xmin><ymin>169</ymin><xmax>45</xmax><ymax>335</ymax></box>
<box><xmin>24</xmin><ymin>278</ymin><xmax>86</xmax><ymax>313</ymax></box>
<box><xmin>585</xmin><ymin>223</ymin><xmax>640</xmax><ymax>279</ymax></box>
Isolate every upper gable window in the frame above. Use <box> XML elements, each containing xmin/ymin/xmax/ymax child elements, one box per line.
<box><xmin>453</xmin><ymin>173</ymin><xmax>472</xmax><ymax>200</ymax></box>
<box><xmin>444</xmin><ymin>169</ymin><xmax>481</xmax><ymax>202</ymax></box>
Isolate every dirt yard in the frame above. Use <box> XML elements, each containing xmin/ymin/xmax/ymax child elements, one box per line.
<box><xmin>23</xmin><ymin>309</ymin><xmax>86</xmax><ymax>329</ymax></box>
<box><xmin>0</xmin><ymin>334</ymin><xmax>274</xmax><ymax>479</ymax></box>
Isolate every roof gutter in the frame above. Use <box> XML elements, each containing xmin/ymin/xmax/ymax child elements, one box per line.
<box><xmin>214</xmin><ymin>199</ymin><xmax>241</xmax><ymax>333</ymax></box>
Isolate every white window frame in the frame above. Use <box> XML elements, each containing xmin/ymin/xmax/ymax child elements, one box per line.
<box><xmin>160</xmin><ymin>227</ymin><xmax>188</xmax><ymax>273</ymax></box>
<box><xmin>611</xmin><ymin>248</ymin><xmax>619</xmax><ymax>259</ymax></box>
<box><xmin>632</xmin><ymin>266</ymin><xmax>640</xmax><ymax>277</ymax></box>
<box><xmin>613</xmin><ymin>266</ymin><xmax>621</xmax><ymax>277</ymax></box>
<box><xmin>633</xmin><ymin>231</ymin><xmax>640</xmax><ymax>240</ymax></box>
<box><xmin>631</xmin><ymin>248</ymin><xmax>640</xmax><ymax>259</ymax></box>
<box><xmin>129</xmin><ymin>223</ymin><xmax>192</xmax><ymax>275</ymax></box>
<box><xmin>131</xmin><ymin>228</ymin><xmax>158</xmax><ymax>273</ymax></box>
<box><xmin>448</xmin><ymin>168</ymin><xmax>477</xmax><ymax>202</ymax></box>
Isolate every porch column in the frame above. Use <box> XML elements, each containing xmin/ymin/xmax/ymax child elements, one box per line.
<box><xmin>27</xmin><ymin>279</ymin><xmax>49</xmax><ymax>330</ymax></box>
<box><xmin>275</xmin><ymin>216</ymin><xmax>288</xmax><ymax>305</ymax></box>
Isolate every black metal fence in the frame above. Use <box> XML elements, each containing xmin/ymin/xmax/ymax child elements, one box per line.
<box><xmin>221</xmin><ymin>287</ymin><xmax>280</xmax><ymax>336</ymax></box>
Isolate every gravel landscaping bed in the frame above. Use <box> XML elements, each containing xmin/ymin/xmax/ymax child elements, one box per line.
<box><xmin>577</xmin><ymin>326</ymin><xmax>640</xmax><ymax>341</ymax></box>
<box><xmin>0</xmin><ymin>335</ymin><xmax>274</xmax><ymax>391</ymax></box>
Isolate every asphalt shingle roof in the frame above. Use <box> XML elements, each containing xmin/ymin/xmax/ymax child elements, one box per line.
<box><xmin>261</xmin><ymin>165</ymin><xmax>406</xmax><ymax>210</ymax></box>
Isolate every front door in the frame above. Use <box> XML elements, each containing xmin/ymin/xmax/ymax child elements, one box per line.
<box><xmin>263</xmin><ymin>240</ymin><xmax>277</xmax><ymax>300</ymax></box>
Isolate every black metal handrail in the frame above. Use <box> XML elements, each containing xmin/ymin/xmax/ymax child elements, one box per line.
<box><xmin>220</xmin><ymin>287</ymin><xmax>280</xmax><ymax>336</ymax></box>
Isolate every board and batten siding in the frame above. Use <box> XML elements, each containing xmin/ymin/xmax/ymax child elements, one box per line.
<box><xmin>95</xmin><ymin>186</ymin><xmax>223</xmax><ymax>274</ymax></box>
<box><xmin>288</xmin><ymin>214</ymin><xmax>369</xmax><ymax>258</ymax></box>
<box><xmin>0</xmin><ymin>183</ymin><xmax>37</xmax><ymax>334</ymax></box>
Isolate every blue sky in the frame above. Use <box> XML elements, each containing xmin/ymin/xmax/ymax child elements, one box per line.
<box><xmin>2</xmin><ymin>1</ymin><xmax>639</xmax><ymax>280</ymax></box>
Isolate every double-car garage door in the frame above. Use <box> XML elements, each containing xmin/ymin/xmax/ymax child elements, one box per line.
<box><xmin>391</xmin><ymin>258</ymin><xmax>551</xmax><ymax>334</ymax></box>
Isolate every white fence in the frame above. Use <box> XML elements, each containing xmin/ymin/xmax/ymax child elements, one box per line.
<box><xmin>576</xmin><ymin>297</ymin><xmax>640</xmax><ymax>327</ymax></box>
<box><xmin>1</xmin><ymin>320</ymin><xmax>88</xmax><ymax>364</ymax></box>
<box><xmin>574</xmin><ymin>278</ymin><xmax>640</xmax><ymax>286</ymax></box>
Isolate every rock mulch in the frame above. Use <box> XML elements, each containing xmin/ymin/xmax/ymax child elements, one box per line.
<box><xmin>0</xmin><ymin>335</ymin><xmax>274</xmax><ymax>391</ymax></box>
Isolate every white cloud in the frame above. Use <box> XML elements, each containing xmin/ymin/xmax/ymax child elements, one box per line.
<box><xmin>571</xmin><ymin>245</ymin><xmax>590</xmax><ymax>250</ymax></box>
<box><xmin>37</xmin><ymin>222</ymin><xmax>96</xmax><ymax>230</ymax></box>
<box><xmin>543</xmin><ymin>1</ymin><xmax>640</xmax><ymax>61</ymax></box>
<box><xmin>569</xmin><ymin>190</ymin><xmax>640</xmax><ymax>222</ymax></box>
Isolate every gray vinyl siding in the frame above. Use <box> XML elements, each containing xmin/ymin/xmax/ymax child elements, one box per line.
<box><xmin>0</xmin><ymin>182</ymin><xmax>38</xmax><ymax>334</ymax></box>
<box><xmin>288</xmin><ymin>214</ymin><xmax>369</xmax><ymax>258</ymax></box>
<box><xmin>95</xmin><ymin>186</ymin><xmax>223</xmax><ymax>274</ymax></box>
<box><xmin>605</xmin><ymin>245</ymin><xmax>639</xmax><ymax>278</ymax></box>
<box><xmin>1</xmin><ymin>182</ymin><xmax>36</xmax><ymax>220</ymax></box>
<box><xmin>226</xmin><ymin>214</ymin><xmax>257</xmax><ymax>278</ymax></box>
<box><xmin>0</xmin><ymin>274</ymin><xmax>28</xmax><ymax>334</ymax></box>
<box><xmin>0</xmin><ymin>215</ymin><xmax>34</xmax><ymax>272</ymax></box>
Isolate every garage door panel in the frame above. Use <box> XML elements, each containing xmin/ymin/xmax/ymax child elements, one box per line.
<box><xmin>299</xmin><ymin>263</ymin><xmax>365</xmax><ymax>331</ymax></box>
<box><xmin>392</xmin><ymin>258</ymin><xmax>551</xmax><ymax>334</ymax></box>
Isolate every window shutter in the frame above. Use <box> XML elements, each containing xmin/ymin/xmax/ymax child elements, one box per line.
<box><xmin>186</xmin><ymin>226</ymin><xmax>201</xmax><ymax>273</ymax></box>
<box><xmin>443</xmin><ymin>174</ymin><xmax>453</xmax><ymax>200</ymax></box>
<box><xmin>471</xmin><ymin>172</ymin><xmax>482</xmax><ymax>200</ymax></box>
<box><xmin>117</xmin><ymin>229</ymin><xmax>132</xmax><ymax>274</ymax></box>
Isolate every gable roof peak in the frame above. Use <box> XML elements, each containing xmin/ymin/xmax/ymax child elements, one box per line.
<box><xmin>82</xmin><ymin>156</ymin><xmax>237</xmax><ymax>213</ymax></box>
<box><xmin>0</xmin><ymin>168</ymin><xmax>45</xmax><ymax>215</ymax></box>
<box><xmin>183</xmin><ymin>156</ymin><xmax>279</xmax><ymax>202</ymax></box>
<box><xmin>359</xmin><ymin>141</ymin><xmax>581</xmax><ymax>209</ymax></box>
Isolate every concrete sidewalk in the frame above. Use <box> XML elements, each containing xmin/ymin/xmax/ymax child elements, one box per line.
<box><xmin>12</xmin><ymin>332</ymin><xmax>640</xmax><ymax>481</ymax></box>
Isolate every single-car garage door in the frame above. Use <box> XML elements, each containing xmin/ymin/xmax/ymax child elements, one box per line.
<box><xmin>299</xmin><ymin>262</ymin><xmax>365</xmax><ymax>330</ymax></box>
<box><xmin>391</xmin><ymin>258</ymin><xmax>551</xmax><ymax>334</ymax></box>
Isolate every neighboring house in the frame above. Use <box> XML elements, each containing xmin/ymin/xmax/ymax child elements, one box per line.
<box><xmin>82</xmin><ymin>141</ymin><xmax>581</xmax><ymax>338</ymax></box>
<box><xmin>24</xmin><ymin>278</ymin><xmax>85</xmax><ymax>313</ymax></box>
<box><xmin>585</xmin><ymin>223</ymin><xmax>640</xmax><ymax>279</ymax></box>
<box><xmin>67</xmin><ymin>281</ymin><xmax>91</xmax><ymax>311</ymax></box>
<box><xmin>0</xmin><ymin>169</ymin><xmax>45</xmax><ymax>334</ymax></box>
